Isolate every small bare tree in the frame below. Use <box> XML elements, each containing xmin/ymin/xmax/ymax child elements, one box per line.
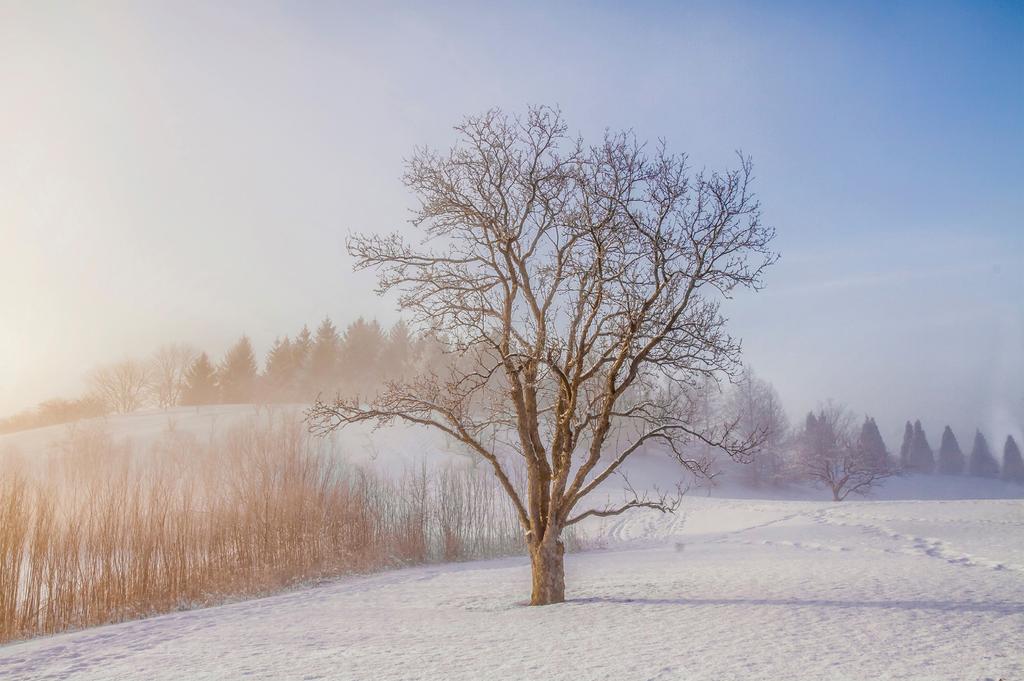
<box><xmin>796</xmin><ymin>403</ymin><xmax>892</xmax><ymax>501</ymax></box>
<box><xmin>89</xmin><ymin>359</ymin><xmax>151</xmax><ymax>415</ymax></box>
<box><xmin>726</xmin><ymin>366</ymin><xmax>789</xmax><ymax>487</ymax></box>
<box><xmin>149</xmin><ymin>343</ymin><xmax>198</xmax><ymax>409</ymax></box>
<box><xmin>308</xmin><ymin>107</ymin><xmax>777</xmax><ymax>604</ymax></box>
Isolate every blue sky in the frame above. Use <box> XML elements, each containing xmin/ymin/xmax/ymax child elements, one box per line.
<box><xmin>1</xmin><ymin>0</ymin><xmax>1021</xmax><ymax>445</ymax></box>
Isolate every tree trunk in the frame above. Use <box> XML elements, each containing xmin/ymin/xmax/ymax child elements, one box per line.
<box><xmin>529</xmin><ymin>536</ymin><xmax>565</xmax><ymax>605</ymax></box>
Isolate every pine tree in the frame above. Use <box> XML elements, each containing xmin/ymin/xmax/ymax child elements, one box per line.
<box><xmin>380</xmin><ymin>320</ymin><xmax>417</xmax><ymax>381</ymax></box>
<box><xmin>936</xmin><ymin>425</ymin><xmax>965</xmax><ymax>475</ymax></box>
<box><xmin>262</xmin><ymin>336</ymin><xmax>296</xmax><ymax>401</ymax></box>
<box><xmin>907</xmin><ymin>420</ymin><xmax>935</xmax><ymax>474</ymax></box>
<box><xmin>899</xmin><ymin>421</ymin><xmax>913</xmax><ymax>470</ymax></box>
<box><xmin>340</xmin><ymin>318</ymin><xmax>386</xmax><ymax>395</ymax></box>
<box><xmin>310</xmin><ymin>318</ymin><xmax>342</xmax><ymax>396</ymax></box>
<box><xmin>292</xmin><ymin>325</ymin><xmax>314</xmax><ymax>396</ymax></box>
<box><xmin>181</xmin><ymin>353</ymin><xmax>219</xmax><ymax>406</ymax></box>
<box><xmin>219</xmin><ymin>336</ymin><xmax>258</xmax><ymax>404</ymax></box>
<box><xmin>857</xmin><ymin>417</ymin><xmax>889</xmax><ymax>470</ymax></box>
<box><xmin>968</xmin><ymin>430</ymin><xmax>1000</xmax><ymax>478</ymax></box>
<box><xmin>1002</xmin><ymin>435</ymin><xmax>1024</xmax><ymax>484</ymax></box>
<box><xmin>804</xmin><ymin>411</ymin><xmax>819</xmax><ymax>438</ymax></box>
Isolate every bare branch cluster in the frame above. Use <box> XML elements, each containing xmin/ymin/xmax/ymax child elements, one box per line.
<box><xmin>88</xmin><ymin>359</ymin><xmax>152</xmax><ymax>415</ymax></box>
<box><xmin>149</xmin><ymin>343</ymin><xmax>198</xmax><ymax>409</ymax></box>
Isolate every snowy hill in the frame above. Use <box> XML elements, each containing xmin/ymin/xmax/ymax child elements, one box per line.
<box><xmin>1</xmin><ymin>406</ymin><xmax>1022</xmax><ymax>680</ymax></box>
<box><xmin>0</xmin><ymin>404</ymin><xmax>474</xmax><ymax>471</ymax></box>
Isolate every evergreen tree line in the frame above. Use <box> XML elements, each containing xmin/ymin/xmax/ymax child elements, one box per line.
<box><xmin>702</xmin><ymin>370</ymin><xmax>1024</xmax><ymax>494</ymax></box>
<box><xmin>182</xmin><ymin>318</ymin><xmax>445</xmax><ymax>406</ymax></box>
<box><xmin>753</xmin><ymin>410</ymin><xmax>1024</xmax><ymax>495</ymax></box>
<box><xmin>795</xmin><ymin>412</ymin><xmax>1023</xmax><ymax>496</ymax></box>
<box><xmin>895</xmin><ymin>419</ymin><xmax>1024</xmax><ymax>483</ymax></box>
<box><xmin>3</xmin><ymin>341</ymin><xmax>1023</xmax><ymax>491</ymax></box>
<box><xmin>0</xmin><ymin>318</ymin><xmax>449</xmax><ymax>434</ymax></box>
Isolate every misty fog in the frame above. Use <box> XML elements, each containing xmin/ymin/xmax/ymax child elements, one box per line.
<box><xmin>1</xmin><ymin>2</ymin><xmax>1021</xmax><ymax>445</ymax></box>
<box><xmin>1</xmin><ymin>3</ymin><xmax>1022</xmax><ymax>681</ymax></box>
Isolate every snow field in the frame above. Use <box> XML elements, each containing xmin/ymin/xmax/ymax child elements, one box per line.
<box><xmin>1</xmin><ymin>407</ymin><xmax>1021</xmax><ymax>679</ymax></box>
<box><xmin>1</xmin><ymin>495</ymin><xmax>1020</xmax><ymax>681</ymax></box>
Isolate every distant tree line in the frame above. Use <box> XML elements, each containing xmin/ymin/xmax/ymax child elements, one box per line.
<box><xmin>3</xmin><ymin>336</ymin><xmax>1022</xmax><ymax>495</ymax></box>
<box><xmin>0</xmin><ymin>396</ymin><xmax>106</xmax><ymax>435</ymax></box>
<box><xmin>0</xmin><ymin>317</ymin><xmax>450</xmax><ymax>434</ymax></box>
<box><xmin>788</xmin><ymin>412</ymin><xmax>1023</xmax><ymax>496</ymax></box>
<box><xmin>691</xmin><ymin>374</ymin><xmax>899</xmax><ymax>499</ymax></box>
<box><xmin>685</xmin><ymin>369</ymin><xmax>1024</xmax><ymax>498</ymax></box>
<box><xmin>177</xmin><ymin>318</ymin><xmax>445</xmax><ymax>406</ymax></box>
<box><xmin>894</xmin><ymin>419</ymin><xmax>1023</xmax><ymax>483</ymax></box>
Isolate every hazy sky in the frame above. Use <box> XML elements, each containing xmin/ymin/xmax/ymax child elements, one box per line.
<box><xmin>1</xmin><ymin>1</ymin><xmax>1022</xmax><ymax>445</ymax></box>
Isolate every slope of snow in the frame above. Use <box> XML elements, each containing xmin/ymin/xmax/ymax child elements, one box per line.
<box><xmin>2</xmin><ymin>496</ymin><xmax>1021</xmax><ymax>681</ymax></box>
<box><xmin>2</xmin><ymin>406</ymin><xmax>1022</xmax><ymax>679</ymax></box>
<box><xmin>0</xmin><ymin>405</ymin><xmax>474</xmax><ymax>471</ymax></box>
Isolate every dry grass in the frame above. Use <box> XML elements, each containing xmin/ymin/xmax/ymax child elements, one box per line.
<box><xmin>0</xmin><ymin>414</ymin><xmax>526</xmax><ymax>643</ymax></box>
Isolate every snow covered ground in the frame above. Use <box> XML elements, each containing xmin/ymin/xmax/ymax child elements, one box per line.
<box><xmin>1</xmin><ymin>495</ymin><xmax>1021</xmax><ymax>680</ymax></box>
<box><xmin>1</xmin><ymin>407</ymin><xmax>1022</xmax><ymax>680</ymax></box>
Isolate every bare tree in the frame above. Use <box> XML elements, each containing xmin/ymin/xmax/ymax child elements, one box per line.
<box><xmin>725</xmin><ymin>366</ymin><xmax>789</xmax><ymax>487</ymax></box>
<box><xmin>89</xmin><ymin>359</ymin><xmax>152</xmax><ymax>414</ymax></box>
<box><xmin>149</xmin><ymin>343</ymin><xmax>198</xmax><ymax>409</ymax></box>
<box><xmin>308</xmin><ymin>107</ymin><xmax>777</xmax><ymax>604</ymax></box>
<box><xmin>796</xmin><ymin>402</ymin><xmax>892</xmax><ymax>501</ymax></box>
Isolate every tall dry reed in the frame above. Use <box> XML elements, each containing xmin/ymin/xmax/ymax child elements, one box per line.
<box><xmin>0</xmin><ymin>414</ymin><xmax>526</xmax><ymax>643</ymax></box>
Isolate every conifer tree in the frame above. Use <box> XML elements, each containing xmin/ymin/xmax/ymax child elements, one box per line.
<box><xmin>907</xmin><ymin>420</ymin><xmax>935</xmax><ymax>474</ymax></box>
<box><xmin>310</xmin><ymin>318</ymin><xmax>342</xmax><ymax>396</ymax></box>
<box><xmin>936</xmin><ymin>425</ymin><xmax>965</xmax><ymax>475</ymax></box>
<box><xmin>1002</xmin><ymin>435</ymin><xmax>1024</xmax><ymax>484</ymax></box>
<box><xmin>380</xmin><ymin>320</ymin><xmax>417</xmax><ymax>381</ymax></box>
<box><xmin>262</xmin><ymin>337</ymin><xmax>296</xmax><ymax>401</ymax></box>
<box><xmin>968</xmin><ymin>430</ymin><xmax>1000</xmax><ymax>477</ymax></box>
<box><xmin>181</xmin><ymin>353</ymin><xmax>219</xmax><ymax>406</ymax></box>
<box><xmin>857</xmin><ymin>417</ymin><xmax>890</xmax><ymax>470</ymax></box>
<box><xmin>219</xmin><ymin>336</ymin><xmax>258</xmax><ymax>404</ymax></box>
<box><xmin>339</xmin><ymin>318</ymin><xmax>386</xmax><ymax>395</ymax></box>
<box><xmin>292</xmin><ymin>325</ymin><xmax>314</xmax><ymax>396</ymax></box>
<box><xmin>899</xmin><ymin>421</ymin><xmax>913</xmax><ymax>470</ymax></box>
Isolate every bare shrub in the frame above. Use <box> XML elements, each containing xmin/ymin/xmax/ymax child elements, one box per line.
<box><xmin>149</xmin><ymin>343</ymin><xmax>198</xmax><ymax>408</ymax></box>
<box><xmin>88</xmin><ymin>359</ymin><xmax>152</xmax><ymax>414</ymax></box>
<box><xmin>0</xmin><ymin>415</ymin><xmax>525</xmax><ymax>643</ymax></box>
